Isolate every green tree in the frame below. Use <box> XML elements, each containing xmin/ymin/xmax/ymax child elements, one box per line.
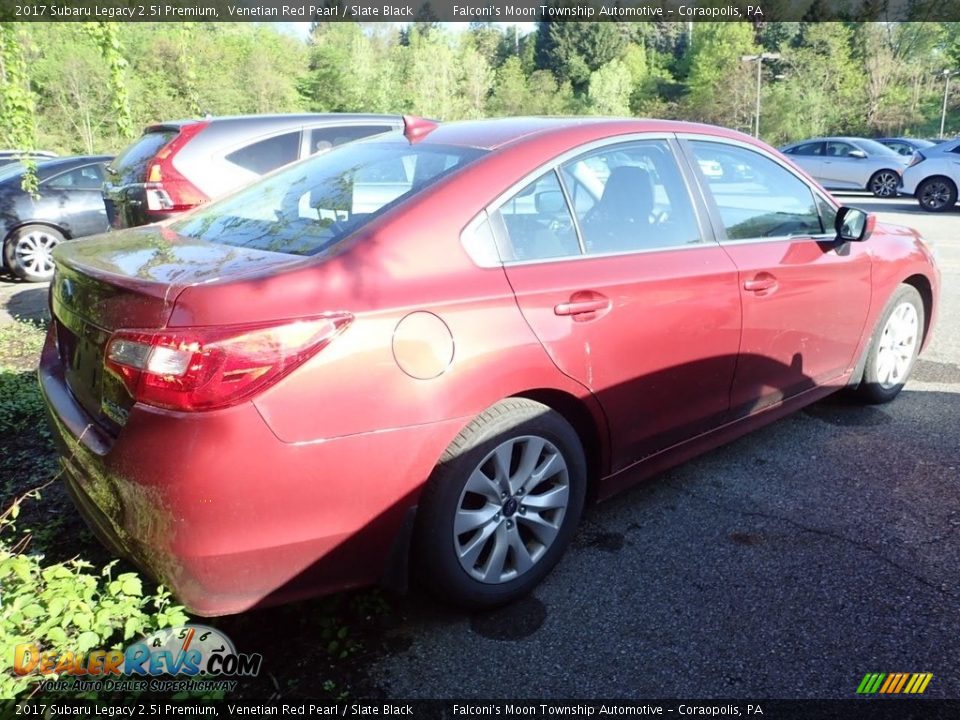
<box><xmin>535</xmin><ymin>19</ymin><xmax>626</xmax><ymax>92</ymax></box>
<box><xmin>458</xmin><ymin>39</ymin><xmax>494</xmax><ymax>119</ymax></box>
<box><xmin>0</xmin><ymin>23</ymin><xmax>39</xmax><ymax>192</ymax></box>
<box><xmin>489</xmin><ymin>56</ymin><xmax>529</xmax><ymax>115</ymax></box>
<box><xmin>83</xmin><ymin>22</ymin><xmax>134</xmax><ymax>140</ymax></box>
<box><xmin>587</xmin><ymin>59</ymin><xmax>632</xmax><ymax>116</ymax></box>
<box><xmin>684</xmin><ymin>21</ymin><xmax>758</xmax><ymax>131</ymax></box>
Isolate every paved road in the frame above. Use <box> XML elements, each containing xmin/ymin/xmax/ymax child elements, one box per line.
<box><xmin>369</xmin><ymin>196</ymin><xmax>960</xmax><ymax>699</ymax></box>
<box><xmin>0</xmin><ymin>273</ymin><xmax>48</xmax><ymax>325</ymax></box>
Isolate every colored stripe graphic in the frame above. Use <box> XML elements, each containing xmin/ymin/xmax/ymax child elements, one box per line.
<box><xmin>857</xmin><ymin>672</ymin><xmax>933</xmax><ymax>694</ymax></box>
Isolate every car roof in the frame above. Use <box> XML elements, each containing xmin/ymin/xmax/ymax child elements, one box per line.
<box><xmin>0</xmin><ymin>149</ymin><xmax>58</xmax><ymax>157</ymax></box>
<box><xmin>0</xmin><ymin>155</ymin><xmax>112</xmax><ymax>178</ymax></box>
<box><xmin>146</xmin><ymin>113</ymin><xmax>402</xmax><ymax>132</ymax></box>
<box><xmin>413</xmin><ymin>117</ymin><xmax>750</xmax><ymax>151</ymax></box>
<box><xmin>37</xmin><ymin>155</ymin><xmax>113</xmax><ymax>170</ymax></box>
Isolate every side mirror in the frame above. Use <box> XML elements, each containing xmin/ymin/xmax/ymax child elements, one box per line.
<box><xmin>835</xmin><ymin>206</ymin><xmax>875</xmax><ymax>242</ymax></box>
<box><xmin>848</xmin><ymin>149</ymin><xmax>868</xmax><ymax>159</ymax></box>
<box><xmin>535</xmin><ymin>190</ymin><xmax>566</xmax><ymax>214</ymax></box>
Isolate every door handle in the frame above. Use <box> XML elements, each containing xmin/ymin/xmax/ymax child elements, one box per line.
<box><xmin>743</xmin><ymin>276</ymin><xmax>778</xmax><ymax>292</ymax></box>
<box><xmin>554</xmin><ymin>297</ymin><xmax>610</xmax><ymax>316</ymax></box>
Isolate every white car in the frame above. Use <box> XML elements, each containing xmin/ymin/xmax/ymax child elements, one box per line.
<box><xmin>901</xmin><ymin>138</ymin><xmax>960</xmax><ymax>212</ymax></box>
<box><xmin>780</xmin><ymin>137</ymin><xmax>910</xmax><ymax>197</ymax></box>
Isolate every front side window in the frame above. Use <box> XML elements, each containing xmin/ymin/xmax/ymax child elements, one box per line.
<box><xmin>825</xmin><ymin>141</ymin><xmax>857</xmax><ymax>158</ymax></box>
<box><xmin>173</xmin><ymin>141</ymin><xmax>485</xmax><ymax>257</ymax></box>
<box><xmin>560</xmin><ymin>139</ymin><xmax>702</xmax><ymax>254</ymax></box>
<box><xmin>816</xmin><ymin>195</ymin><xmax>838</xmax><ymax>235</ymax></box>
<box><xmin>690</xmin><ymin>141</ymin><xmax>823</xmax><ymax>240</ymax></box>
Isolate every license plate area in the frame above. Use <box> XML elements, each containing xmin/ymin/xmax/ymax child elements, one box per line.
<box><xmin>56</xmin><ymin>316</ymin><xmax>113</xmax><ymax>430</ymax></box>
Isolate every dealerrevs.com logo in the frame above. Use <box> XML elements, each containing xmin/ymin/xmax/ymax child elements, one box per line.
<box><xmin>14</xmin><ymin>624</ymin><xmax>261</xmax><ymax>693</ymax></box>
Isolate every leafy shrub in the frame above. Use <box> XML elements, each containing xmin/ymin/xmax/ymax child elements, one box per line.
<box><xmin>1</xmin><ymin>489</ymin><xmax>190</xmax><ymax>699</ymax></box>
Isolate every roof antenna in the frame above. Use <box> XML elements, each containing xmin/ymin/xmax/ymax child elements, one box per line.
<box><xmin>403</xmin><ymin>115</ymin><xmax>439</xmax><ymax>143</ymax></box>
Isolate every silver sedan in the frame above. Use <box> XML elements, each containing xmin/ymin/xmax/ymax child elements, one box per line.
<box><xmin>780</xmin><ymin>137</ymin><xmax>911</xmax><ymax>197</ymax></box>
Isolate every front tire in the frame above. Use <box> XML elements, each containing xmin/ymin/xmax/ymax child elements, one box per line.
<box><xmin>868</xmin><ymin>169</ymin><xmax>900</xmax><ymax>198</ymax></box>
<box><xmin>4</xmin><ymin>225</ymin><xmax>64</xmax><ymax>282</ymax></box>
<box><xmin>916</xmin><ymin>176</ymin><xmax>957</xmax><ymax>212</ymax></box>
<box><xmin>413</xmin><ymin>399</ymin><xmax>586</xmax><ymax>609</ymax></box>
<box><xmin>855</xmin><ymin>285</ymin><xmax>924</xmax><ymax>404</ymax></box>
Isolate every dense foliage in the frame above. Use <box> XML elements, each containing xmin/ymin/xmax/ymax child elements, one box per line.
<box><xmin>1</xmin><ymin>20</ymin><xmax>958</xmax><ymax>156</ymax></box>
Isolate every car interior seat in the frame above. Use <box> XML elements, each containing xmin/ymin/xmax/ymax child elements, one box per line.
<box><xmin>581</xmin><ymin>165</ymin><xmax>654</xmax><ymax>253</ymax></box>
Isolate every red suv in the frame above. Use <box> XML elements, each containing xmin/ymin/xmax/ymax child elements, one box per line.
<box><xmin>41</xmin><ymin>117</ymin><xmax>939</xmax><ymax>615</ymax></box>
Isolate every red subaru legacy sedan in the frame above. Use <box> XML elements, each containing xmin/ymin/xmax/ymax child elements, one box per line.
<box><xmin>41</xmin><ymin>118</ymin><xmax>939</xmax><ymax>615</ymax></box>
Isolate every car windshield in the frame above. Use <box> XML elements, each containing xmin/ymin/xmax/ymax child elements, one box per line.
<box><xmin>853</xmin><ymin>139</ymin><xmax>903</xmax><ymax>158</ymax></box>
<box><xmin>172</xmin><ymin>139</ymin><xmax>486</xmax><ymax>257</ymax></box>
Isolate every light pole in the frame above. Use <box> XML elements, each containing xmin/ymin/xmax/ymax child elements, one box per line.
<box><xmin>939</xmin><ymin>69</ymin><xmax>958</xmax><ymax>140</ymax></box>
<box><xmin>741</xmin><ymin>52</ymin><xmax>781</xmax><ymax>138</ymax></box>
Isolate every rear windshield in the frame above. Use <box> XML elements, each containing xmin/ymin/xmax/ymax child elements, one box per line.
<box><xmin>107</xmin><ymin>128</ymin><xmax>178</xmax><ymax>184</ymax></box>
<box><xmin>171</xmin><ymin>140</ymin><xmax>486</xmax><ymax>257</ymax></box>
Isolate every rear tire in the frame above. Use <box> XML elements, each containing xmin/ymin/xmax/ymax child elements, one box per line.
<box><xmin>868</xmin><ymin>169</ymin><xmax>900</xmax><ymax>198</ymax></box>
<box><xmin>4</xmin><ymin>224</ymin><xmax>64</xmax><ymax>282</ymax></box>
<box><xmin>855</xmin><ymin>285</ymin><xmax>924</xmax><ymax>404</ymax></box>
<box><xmin>413</xmin><ymin>399</ymin><xmax>586</xmax><ymax>609</ymax></box>
<box><xmin>916</xmin><ymin>176</ymin><xmax>957</xmax><ymax>212</ymax></box>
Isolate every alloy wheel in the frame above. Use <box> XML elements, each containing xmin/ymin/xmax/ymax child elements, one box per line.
<box><xmin>870</xmin><ymin>171</ymin><xmax>899</xmax><ymax>198</ymax></box>
<box><xmin>453</xmin><ymin>435</ymin><xmax>570</xmax><ymax>585</ymax></box>
<box><xmin>13</xmin><ymin>229</ymin><xmax>59</xmax><ymax>278</ymax></box>
<box><xmin>919</xmin><ymin>180</ymin><xmax>953</xmax><ymax>210</ymax></box>
<box><xmin>875</xmin><ymin>301</ymin><xmax>919</xmax><ymax>389</ymax></box>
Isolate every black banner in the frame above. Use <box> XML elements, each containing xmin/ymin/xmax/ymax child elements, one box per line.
<box><xmin>4</xmin><ymin>700</ymin><xmax>960</xmax><ymax>720</ymax></box>
<box><xmin>2</xmin><ymin>0</ymin><xmax>960</xmax><ymax>24</ymax></box>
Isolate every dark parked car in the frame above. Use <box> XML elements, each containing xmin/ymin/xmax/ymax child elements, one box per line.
<box><xmin>876</xmin><ymin>137</ymin><xmax>937</xmax><ymax>156</ymax></box>
<box><xmin>1</xmin><ymin>155</ymin><xmax>112</xmax><ymax>282</ymax></box>
<box><xmin>103</xmin><ymin>113</ymin><xmax>403</xmax><ymax>229</ymax></box>
<box><xmin>0</xmin><ymin>150</ymin><xmax>57</xmax><ymax>167</ymax></box>
<box><xmin>42</xmin><ymin>118</ymin><xmax>939</xmax><ymax>615</ymax></box>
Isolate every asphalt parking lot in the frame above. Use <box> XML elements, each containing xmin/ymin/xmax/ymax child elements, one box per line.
<box><xmin>368</xmin><ymin>195</ymin><xmax>960</xmax><ymax>700</ymax></box>
<box><xmin>2</xmin><ymin>197</ymin><xmax>957</xmax><ymax>700</ymax></box>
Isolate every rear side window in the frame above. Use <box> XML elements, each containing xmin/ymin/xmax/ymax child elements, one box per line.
<box><xmin>108</xmin><ymin>129</ymin><xmax>177</xmax><ymax>184</ymax></box>
<box><xmin>690</xmin><ymin>141</ymin><xmax>823</xmax><ymax>240</ymax></box>
<box><xmin>492</xmin><ymin>171</ymin><xmax>581</xmax><ymax>262</ymax></box>
<box><xmin>172</xmin><ymin>141</ymin><xmax>485</xmax><ymax>256</ymax></box>
<box><xmin>226</xmin><ymin>131</ymin><xmax>301</xmax><ymax>174</ymax></box>
<box><xmin>309</xmin><ymin>125</ymin><xmax>393</xmax><ymax>155</ymax></box>
<box><xmin>790</xmin><ymin>142</ymin><xmax>823</xmax><ymax>156</ymax></box>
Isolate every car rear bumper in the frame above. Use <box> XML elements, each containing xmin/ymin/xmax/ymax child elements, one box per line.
<box><xmin>39</xmin><ymin>330</ymin><xmax>465</xmax><ymax>616</ymax></box>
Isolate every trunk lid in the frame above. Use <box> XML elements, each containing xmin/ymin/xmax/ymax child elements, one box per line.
<box><xmin>51</xmin><ymin>226</ymin><xmax>305</xmax><ymax>431</ymax></box>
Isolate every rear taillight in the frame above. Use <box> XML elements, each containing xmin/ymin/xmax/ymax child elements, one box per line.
<box><xmin>908</xmin><ymin>152</ymin><xmax>925</xmax><ymax>168</ymax></box>
<box><xmin>144</xmin><ymin>122</ymin><xmax>210</xmax><ymax>213</ymax></box>
<box><xmin>104</xmin><ymin>314</ymin><xmax>353</xmax><ymax>412</ymax></box>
